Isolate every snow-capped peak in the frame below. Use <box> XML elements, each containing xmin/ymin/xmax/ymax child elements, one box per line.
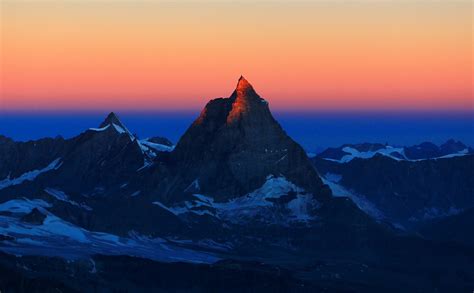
<box><xmin>99</xmin><ymin>112</ymin><xmax>126</xmax><ymax>129</ymax></box>
<box><xmin>90</xmin><ymin>112</ymin><xmax>135</xmax><ymax>140</ymax></box>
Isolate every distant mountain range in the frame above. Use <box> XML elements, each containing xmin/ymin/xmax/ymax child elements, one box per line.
<box><xmin>314</xmin><ymin>153</ymin><xmax>473</xmax><ymax>227</ymax></box>
<box><xmin>312</xmin><ymin>140</ymin><xmax>474</xmax><ymax>230</ymax></box>
<box><xmin>314</xmin><ymin>140</ymin><xmax>472</xmax><ymax>163</ymax></box>
<box><xmin>0</xmin><ymin>77</ymin><xmax>472</xmax><ymax>292</ymax></box>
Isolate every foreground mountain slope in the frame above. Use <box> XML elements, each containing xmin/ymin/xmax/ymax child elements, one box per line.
<box><xmin>1</xmin><ymin>235</ymin><xmax>473</xmax><ymax>292</ymax></box>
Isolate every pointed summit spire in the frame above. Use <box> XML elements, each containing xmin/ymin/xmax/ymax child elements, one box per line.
<box><xmin>234</xmin><ymin>75</ymin><xmax>257</xmax><ymax>98</ymax></box>
<box><xmin>227</xmin><ymin>76</ymin><xmax>268</xmax><ymax>123</ymax></box>
<box><xmin>96</xmin><ymin>112</ymin><xmax>134</xmax><ymax>139</ymax></box>
<box><xmin>171</xmin><ymin>76</ymin><xmax>330</xmax><ymax>202</ymax></box>
<box><xmin>99</xmin><ymin>112</ymin><xmax>124</xmax><ymax>129</ymax></box>
<box><xmin>194</xmin><ymin>76</ymin><xmax>270</xmax><ymax>126</ymax></box>
<box><xmin>236</xmin><ymin>75</ymin><xmax>252</xmax><ymax>90</ymax></box>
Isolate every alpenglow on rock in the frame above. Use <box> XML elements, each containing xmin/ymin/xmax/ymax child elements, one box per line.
<box><xmin>162</xmin><ymin>76</ymin><xmax>331</xmax><ymax>202</ymax></box>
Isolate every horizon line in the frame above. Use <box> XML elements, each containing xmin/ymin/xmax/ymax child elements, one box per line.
<box><xmin>1</xmin><ymin>108</ymin><xmax>473</xmax><ymax>116</ymax></box>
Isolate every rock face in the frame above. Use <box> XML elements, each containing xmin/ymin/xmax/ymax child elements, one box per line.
<box><xmin>146</xmin><ymin>136</ymin><xmax>173</xmax><ymax>147</ymax></box>
<box><xmin>162</xmin><ymin>76</ymin><xmax>330</xmax><ymax>202</ymax></box>
<box><xmin>99</xmin><ymin>112</ymin><xmax>130</xmax><ymax>130</ymax></box>
<box><xmin>419</xmin><ymin>207</ymin><xmax>474</xmax><ymax>246</ymax></box>
<box><xmin>0</xmin><ymin>135</ymin><xmax>68</xmax><ymax>180</ymax></box>
<box><xmin>0</xmin><ymin>112</ymin><xmax>150</xmax><ymax>194</ymax></box>
<box><xmin>46</xmin><ymin>112</ymin><xmax>145</xmax><ymax>194</ymax></box>
<box><xmin>21</xmin><ymin>208</ymin><xmax>46</xmax><ymax>225</ymax></box>
<box><xmin>0</xmin><ymin>113</ymin><xmax>179</xmax><ymax>236</ymax></box>
<box><xmin>439</xmin><ymin>139</ymin><xmax>470</xmax><ymax>156</ymax></box>
<box><xmin>403</xmin><ymin>142</ymin><xmax>441</xmax><ymax>160</ymax></box>
<box><xmin>314</xmin><ymin>154</ymin><xmax>474</xmax><ymax>226</ymax></box>
<box><xmin>403</xmin><ymin>139</ymin><xmax>470</xmax><ymax>160</ymax></box>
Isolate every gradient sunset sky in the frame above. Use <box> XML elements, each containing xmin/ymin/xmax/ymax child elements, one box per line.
<box><xmin>1</xmin><ymin>0</ymin><xmax>472</xmax><ymax>112</ymax></box>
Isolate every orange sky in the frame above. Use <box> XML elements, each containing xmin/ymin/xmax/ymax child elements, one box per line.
<box><xmin>0</xmin><ymin>1</ymin><xmax>472</xmax><ymax>112</ymax></box>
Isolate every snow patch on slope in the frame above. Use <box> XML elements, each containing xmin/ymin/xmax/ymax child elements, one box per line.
<box><xmin>0</xmin><ymin>198</ymin><xmax>51</xmax><ymax>214</ymax></box>
<box><xmin>140</xmin><ymin>140</ymin><xmax>174</xmax><ymax>153</ymax></box>
<box><xmin>154</xmin><ymin>176</ymin><xmax>319</xmax><ymax>224</ymax></box>
<box><xmin>44</xmin><ymin>188</ymin><xmax>92</xmax><ymax>211</ymax></box>
<box><xmin>287</xmin><ymin>194</ymin><xmax>315</xmax><ymax>222</ymax></box>
<box><xmin>89</xmin><ymin>122</ymin><xmax>135</xmax><ymax>141</ymax></box>
<box><xmin>112</xmin><ymin>123</ymin><xmax>136</xmax><ymax>141</ymax></box>
<box><xmin>111</xmin><ymin>123</ymin><xmax>127</xmax><ymax>134</ymax></box>
<box><xmin>89</xmin><ymin>125</ymin><xmax>110</xmax><ymax>132</ymax></box>
<box><xmin>130</xmin><ymin>190</ymin><xmax>141</xmax><ymax>197</ymax></box>
<box><xmin>184</xmin><ymin>179</ymin><xmax>200</xmax><ymax>193</ymax></box>
<box><xmin>322</xmin><ymin>173</ymin><xmax>385</xmax><ymax>220</ymax></box>
<box><xmin>0</xmin><ymin>159</ymin><xmax>62</xmax><ymax>190</ymax></box>
<box><xmin>409</xmin><ymin>206</ymin><xmax>462</xmax><ymax>222</ymax></box>
<box><xmin>136</xmin><ymin>140</ymin><xmax>174</xmax><ymax>170</ymax></box>
<box><xmin>431</xmin><ymin>149</ymin><xmax>469</xmax><ymax>160</ymax></box>
<box><xmin>326</xmin><ymin>146</ymin><xmax>406</xmax><ymax>163</ymax></box>
<box><xmin>322</xmin><ymin>146</ymin><xmax>470</xmax><ymax>163</ymax></box>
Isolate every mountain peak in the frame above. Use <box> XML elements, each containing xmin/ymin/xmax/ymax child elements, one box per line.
<box><xmin>227</xmin><ymin>76</ymin><xmax>267</xmax><ymax>123</ymax></box>
<box><xmin>99</xmin><ymin>112</ymin><xmax>124</xmax><ymax>128</ymax></box>
<box><xmin>236</xmin><ymin>75</ymin><xmax>253</xmax><ymax>92</ymax></box>
<box><xmin>232</xmin><ymin>75</ymin><xmax>258</xmax><ymax>99</ymax></box>
<box><xmin>96</xmin><ymin>112</ymin><xmax>134</xmax><ymax>139</ymax></box>
<box><xmin>171</xmin><ymin>76</ymin><xmax>330</xmax><ymax>201</ymax></box>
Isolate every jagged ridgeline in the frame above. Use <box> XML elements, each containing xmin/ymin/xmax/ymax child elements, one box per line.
<box><xmin>0</xmin><ymin>76</ymin><xmax>374</xmax><ymax>238</ymax></box>
<box><xmin>0</xmin><ymin>77</ymin><xmax>473</xmax><ymax>292</ymax></box>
